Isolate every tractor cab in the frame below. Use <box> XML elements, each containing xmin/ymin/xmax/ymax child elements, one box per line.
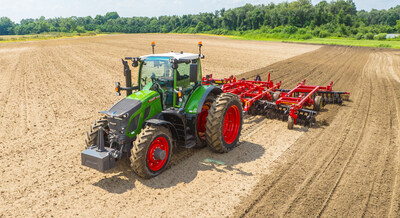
<box><xmin>138</xmin><ymin>52</ymin><xmax>202</xmax><ymax>109</ymax></box>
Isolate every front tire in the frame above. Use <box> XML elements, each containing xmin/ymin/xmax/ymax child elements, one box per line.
<box><xmin>130</xmin><ymin>125</ymin><xmax>173</xmax><ymax>179</ymax></box>
<box><xmin>85</xmin><ymin>116</ymin><xmax>109</xmax><ymax>148</ymax></box>
<box><xmin>205</xmin><ymin>93</ymin><xmax>243</xmax><ymax>153</ymax></box>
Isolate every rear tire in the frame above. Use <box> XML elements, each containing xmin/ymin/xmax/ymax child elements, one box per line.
<box><xmin>205</xmin><ymin>93</ymin><xmax>243</xmax><ymax>153</ymax></box>
<box><xmin>130</xmin><ymin>125</ymin><xmax>173</xmax><ymax>179</ymax></box>
<box><xmin>313</xmin><ymin>96</ymin><xmax>323</xmax><ymax>111</ymax></box>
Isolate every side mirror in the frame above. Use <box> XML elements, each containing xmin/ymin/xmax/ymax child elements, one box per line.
<box><xmin>190</xmin><ymin>64</ymin><xmax>198</xmax><ymax>83</ymax></box>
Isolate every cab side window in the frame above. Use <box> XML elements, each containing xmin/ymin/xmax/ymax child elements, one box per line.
<box><xmin>176</xmin><ymin>63</ymin><xmax>195</xmax><ymax>106</ymax></box>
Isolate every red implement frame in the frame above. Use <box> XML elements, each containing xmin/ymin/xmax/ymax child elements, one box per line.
<box><xmin>276</xmin><ymin>80</ymin><xmax>343</xmax><ymax>124</ymax></box>
<box><xmin>276</xmin><ymin>80</ymin><xmax>319</xmax><ymax>124</ymax></box>
<box><xmin>203</xmin><ymin>74</ymin><xmax>281</xmax><ymax>112</ymax></box>
<box><xmin>202</xmin><ymin>73</ymin><xmax>350</xmax><ymax>128</ymax></box>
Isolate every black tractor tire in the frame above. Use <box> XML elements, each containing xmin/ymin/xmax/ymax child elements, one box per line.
<box><xmin>313</xmin><ymin>96</ymin><xmax>323</xmax><ymax>111</ymax></box>
<box><xmin>130</xmin><ymin>124</ymin><xmax>173</xmax><ymax>179</ymax></box>
<box><xmin>205</xmin><ymin>93</ymin><xmax>243</xmax><ymax>153</ymax></box>
<box><xmin>85</xmin><ymin>116</ymin><xmax>109</xmax><ymax>149</ymax></box>
<box><xmin>195</xmin><ymin>94</ymin><xmax>215</xmax><ymax>148</ymax></box>
<box><xmin>288</xmin><ymin>116</ymin><xmax>294</xmax><ymax>129</ymax></box>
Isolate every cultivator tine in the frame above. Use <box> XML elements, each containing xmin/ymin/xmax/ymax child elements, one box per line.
<box><xmin>258</xmin><ymin>101</ymin><xmax>289</xmax><ymax>121</ymax></box>
<box><xmin>257</xmin><ymin>100</ymin><xmax>317</xmax><ymax>127</ymax></box>
<box><xmin>318</xmin><ymin>91</ymin><xmax>349</xmax><ymax>106</ymax></box>
<box><xmin>295</xmin><ymin>108</ymin><xmax>317</xmax><ymax>127</ymax></box>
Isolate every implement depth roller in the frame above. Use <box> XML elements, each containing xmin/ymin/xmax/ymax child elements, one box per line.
<box><xmin>203</xmin><ymin>74</ymin><xmax>350</xmax><ymax>129</ymax></box>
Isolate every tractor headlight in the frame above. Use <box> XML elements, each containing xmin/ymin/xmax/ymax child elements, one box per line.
<box><xmin>115</xmin><ymin>113</ymin><xmax>129</xmax><ymax>120</ymax></box>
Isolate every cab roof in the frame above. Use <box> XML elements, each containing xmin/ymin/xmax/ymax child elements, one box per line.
<box><xmin>140</xmin><ymin>52</ymin><xmax>199</xmax><ymax>61</ymax></box>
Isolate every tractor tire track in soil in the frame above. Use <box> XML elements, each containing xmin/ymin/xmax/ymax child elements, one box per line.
<box><xmin>234</xmin><ymin>46</ymin><xmax>400</xmax><ymax>217</ymax></box>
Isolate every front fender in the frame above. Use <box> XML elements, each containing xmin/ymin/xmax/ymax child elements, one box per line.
<box><xmin>144</xmin><ymin>119</ymin><xmax>178</xmax><ymax>145</ymax></box>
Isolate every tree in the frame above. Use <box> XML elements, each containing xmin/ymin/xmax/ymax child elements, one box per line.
<box><xmin>397</xmin><ymin>20</ymin><xmax>400</xmax><ymax>32</ymax></box>
<box><xmin>105</xmin><ymin>12</ymin><xmax>120</xmax><ymax>20</ymax></box>
<box><xmin>1</xmin><ymin>0</ymin><xmax>400</xmax><ymax>37</ymax></box>
<box><xmin>195</xmin><ymin>21</ymin><xmax>205</xmax><ymax>32</ymax></box>
<box><xmin>0</xmin><ymin>17</ymin><xmax>15</xmax><ymax>35</ymax></box>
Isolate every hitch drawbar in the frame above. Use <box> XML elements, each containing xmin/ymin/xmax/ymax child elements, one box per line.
<box><xmin>81</xmin><ymin>127</ymin><xmax>116</xmax><ymax>172</ymax></box>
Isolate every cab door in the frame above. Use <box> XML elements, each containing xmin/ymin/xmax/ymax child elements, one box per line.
<box><xmin>174</xmin><ymin>61</ymin><xmax>197</xmax><ymax>108</ymax></box>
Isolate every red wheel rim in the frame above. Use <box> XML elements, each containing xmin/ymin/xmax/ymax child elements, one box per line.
<box><xmin>223</xmin><ymin>105</ymin><xmax>240</xmax><ymax>144</ymax></box>
<box><xmin>197</xmin><ymin>103</ymin><xmax>210</xmax><ymax>139</ymax></box>
<box><xmin>147</xmin><ymin>136</ymin><xmax>169</xmax><ymax>171</ymax></box>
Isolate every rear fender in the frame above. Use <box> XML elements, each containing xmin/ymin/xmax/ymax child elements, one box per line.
<box><xmin>185</xmin><ymin>86</ymin><xmax>223</xmax><ymax>114</ymax></box>
<box><xmin>196</xmin><ymin>86</ymin><xmax>223</xmax><ymax>114</ymax></box>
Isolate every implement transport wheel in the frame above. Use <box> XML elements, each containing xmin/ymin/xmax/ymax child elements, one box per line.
<box><xmin>273</xmin><ymin>91</ymin><xmax>281</xmax><ymax>101</ymax></box>
<box><xmin>205</xmin><ymin>93</ymin><xmax>243</xmax><ymax>153</ymax></box>
<box><xmin>130</xmin><ymin>125</ymin><xmax>173</xmax><ymax>179</ymax></box>
<box><xmin>313</xmin><ymin>96</ymin><xmax>323</xmax><ymax>111</ymax></box>
<box><xmin>85</xmin><ymin>116</ymin><xmax>109</xmax><ymax>148</ymax></box>
<box><xmin>288</xmin><ymin>116</ymin><xmax>294</xmax><ymax>129</ymax></box>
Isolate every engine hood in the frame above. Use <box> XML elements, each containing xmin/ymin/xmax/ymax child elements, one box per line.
<box><xmin>101</xmin><ymin>98</ymin><xmax>142</xmax><ymax>118</ymax></box>
<box><xmin>100</xmin><ymin>90</ymin><xmax>159</xmax><ymax>118</ymax></box>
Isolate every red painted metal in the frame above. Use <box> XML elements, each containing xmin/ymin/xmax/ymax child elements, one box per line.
<box><xmin>275</xmin><ymin>80</ymin><xmax>348</xmax><ymax>124</ymax></box>
<box><xmin>223</xmin><ymin>105</ymin><xmax>241</xmax><ymax>144</ymax></box>
<box><xmin>147</xmin><ymin>136</ymin><xmax>169</xmax><ymax>171</ymax></box>
<box><xmin>197</xmin><ymin>103</ymin><xmax>210</xmax><ymax>140</ymax></box>
<box><xmin>202</xmin><ymin>73</ymin><xmax>350</xmax><ymax>127</ymax></box>
<box><xmin>203</xmin><ymin>73</ymin><xmax>281</xmax><ymax>112</ymax></box>
<box><xmin>277</xmin><ymin>85</ymin><xmax>319</xmax><ymax>124</ymax></box>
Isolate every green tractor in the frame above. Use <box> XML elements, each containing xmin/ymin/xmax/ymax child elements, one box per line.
<box><xmin>81</xmin><ymin>42</ymin><xmax>243</xmax><ymax>178</ymax></box>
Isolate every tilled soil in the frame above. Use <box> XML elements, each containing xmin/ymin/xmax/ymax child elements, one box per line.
<box><xmin>1</xmin><ymin>34</ymin><xmax>399</xmax><ymax>217</ymax></box>
<box><xmin>0</xmin><ymin>34</ymin><xmax>320</xmax><ymax>217</ymax></box>
<box><xmin>234</xmin><ymin>46</ymin><xmax>400</xmax><ymax>217</ymax></box>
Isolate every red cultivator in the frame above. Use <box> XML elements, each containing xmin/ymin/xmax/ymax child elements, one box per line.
<box><xmin>203</xmin><ymin>74</ymin><xmax>350</xmax><ymax>129</ymax></box>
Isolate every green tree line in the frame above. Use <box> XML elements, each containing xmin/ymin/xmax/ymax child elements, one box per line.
<box><xmin>1</xmin><ymin>0</ymin><xmax>400</xmax><ymax>39</ymax></box>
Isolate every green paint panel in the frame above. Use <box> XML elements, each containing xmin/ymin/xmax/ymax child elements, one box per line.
<box><xmin>125</xmin><ymin>90</ymin><xmax>162</xmax><ymax>138</ymax></box>
<box><xmin>185</xmin><ymin>85</ymin><xmax>209</xmax><ymax>114</ymax></box>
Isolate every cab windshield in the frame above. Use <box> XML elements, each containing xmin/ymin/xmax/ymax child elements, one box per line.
<box><xmin>140</xmin><ymin>57</ymin><xmax>173</xmax><ymax>90</ymax></box>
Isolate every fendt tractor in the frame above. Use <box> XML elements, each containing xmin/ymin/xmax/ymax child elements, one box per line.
<box><xmin>81</xmin><ymin>42</ymin><xmax>243</xmax><ymax>178</ymax></box>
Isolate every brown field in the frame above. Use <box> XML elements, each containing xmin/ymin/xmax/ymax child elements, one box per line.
<box><xmin>0</xmin><ymin>34</ymin><xmax>399</xmax><ymax>217</ymax></box>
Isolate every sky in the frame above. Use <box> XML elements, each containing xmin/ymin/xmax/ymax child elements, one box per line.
<box><xmin>0</xmin><ymin>0</ymin><xmax>399</xmax><ymax>23</ymax></box>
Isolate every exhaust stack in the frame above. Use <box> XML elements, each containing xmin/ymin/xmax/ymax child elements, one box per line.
<box><xmin>122</xmin><ymin>59</ymin><xmax>132</xmax><ymax>96</ymax></box>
